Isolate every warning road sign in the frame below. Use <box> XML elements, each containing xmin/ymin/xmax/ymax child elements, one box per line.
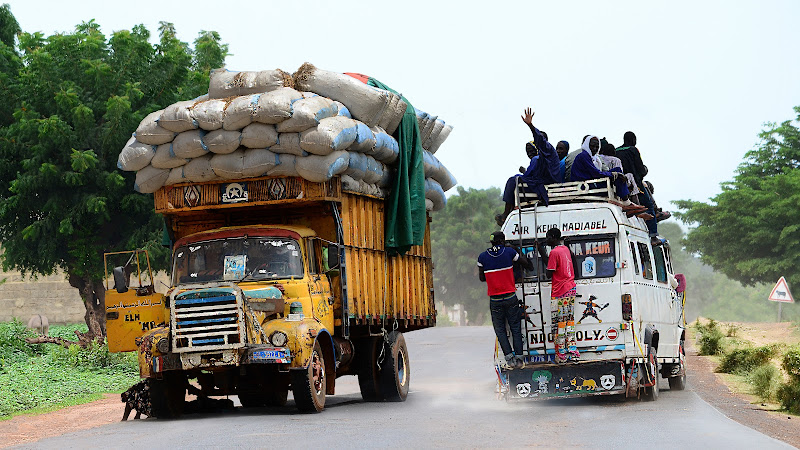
<box><xmin>769</xmin><ymin>277</ymin><xmax>794</xmax><ymax>303</ymax></box>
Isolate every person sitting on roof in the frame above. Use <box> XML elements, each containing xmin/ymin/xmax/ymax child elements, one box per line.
<box><xmin>599</xmin><ymin>139</ymin><xmax>642</xmax><ymax>204</ymax></box>
<box><xmin>615</xmin><ymin>131</ymin><xmax>671</xmax><ymax>241</ymax></box>
<box><xmin>495</xmin><ymin>108</ymin><xmax>560</xmax><ymax>226</ymax></box>
<box><xmin>568</xmin><ymin>135</ymin><xmax>646</xmax><ymax>216</ymax></box>
<box><xmin>556</xmin><ymin>140</ymin><xmax>569</xmax><ymax>182</ymax></box>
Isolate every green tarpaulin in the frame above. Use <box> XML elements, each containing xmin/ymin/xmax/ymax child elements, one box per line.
<box><xmin>366</xmin><ymin>78</ymin><xmax>426</xmax><ymax>256</ymax></box>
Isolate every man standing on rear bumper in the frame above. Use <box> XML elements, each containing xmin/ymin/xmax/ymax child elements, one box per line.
<box><xmin>478</xmin><ymin>231</ymin><xmax>532</xmax><ymax>369</ymax></box>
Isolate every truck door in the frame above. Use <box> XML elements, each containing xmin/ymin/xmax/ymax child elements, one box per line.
<box><xmin>306</xmin><ymin>238</ymin><xmax>334</xmax><ymax>331</ymax></box>
<box><xmin>104</xmin><ymin>250</ymin><xmax>166</xmax><ymax>353</ymax></box>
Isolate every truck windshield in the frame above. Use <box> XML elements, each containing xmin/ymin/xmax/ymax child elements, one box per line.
<box><xmin>520</xmin><ymin>236</ymin><xmax>617</xmax><ymax>281</ymax></box>
<box><xmin>172</xmin><ymin>237</ymin><xmax>304</xmax><ymax>285</ymax></box>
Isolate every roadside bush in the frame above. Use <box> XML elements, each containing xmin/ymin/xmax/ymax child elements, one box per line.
<box><xmin>0</xmin><ymin>319</ymin><xmax>38</xmax><ymax>366</ymax></box>
<box><xmin>747</xmin><ymin>364</ymin><xmax>779</xmax><ymax>401</ymax></box>
<box><xmin>782</xmin><ymin>348</ymin><xmax>800</xmax><ymax>382</ymax></box>
<box><xmin>696</xmin><ymin>319</ymin><xmax>726</xmax><ymax>355</ymax></box>
<box><xmin>777</xmin><ymin>382</ymin><xmax>800</xmax><ymax>414</ymax></box>
<box><xmin>717</xmin><ymin>345</ymin><xmax>779</xmax><ymax>374</ymax></box>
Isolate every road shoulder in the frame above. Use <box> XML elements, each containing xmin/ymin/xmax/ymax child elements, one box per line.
<box><xmin>687</xmin><ymin>343</ymin><xmax>800</xmax><ymax>447</ymax></box>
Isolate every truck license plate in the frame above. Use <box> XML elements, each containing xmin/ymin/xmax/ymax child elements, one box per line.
<box><xmin>252</xmin><ymin>348</ymin><xmax>290</xmax><ymax>362</ymax></box>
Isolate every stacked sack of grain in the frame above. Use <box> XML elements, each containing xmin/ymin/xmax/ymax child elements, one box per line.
<box><xmin>118</xmin><ymin>64</ymin><xmax>456</xmax><ymax>211</ymax></box>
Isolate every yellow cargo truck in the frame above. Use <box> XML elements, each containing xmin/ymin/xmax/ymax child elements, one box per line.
<box><xmin>105</xmin><ymin>175</ymin><xmax>435</xmax><ymax>415</ymax></box>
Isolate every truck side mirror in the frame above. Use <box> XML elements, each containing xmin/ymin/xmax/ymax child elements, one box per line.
<box><xmin>113</xmin><ymin>266</ymin><xmax>129</xmax><ymax>294</ymax></box>
<box><xmin>326</xmin><ymin>243</ymin><xmax>341</xmax><ymax>272</ymax></box>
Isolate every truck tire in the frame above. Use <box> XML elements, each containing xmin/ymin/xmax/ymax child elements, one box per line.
<box><xmin>355</xmin><ymin>336</ymin><xmax>383</xmax><ymax>402</ymax></box>
<box><xmin>668</xmin><ymin>341</ymin><xmax>687</xmax><ymax>391</ymax></box>
<box><xmin>642</xmin><ymin>344</ymin><xmax>659</xmax><ymax>402</ymax></box>
<box><xmin>149</xmin><ymin>371</ymin><xmax>186</xmax><ymax>418</ymax></box>
<box><xmin>379</xmin><ymin>331</ymin><xmax>410</xmax><ymax>402</ymax></box>
<box><xmin>291</xmin><ymin>341</ymin><xmax>326</xmax><ymax>413</ymax></box>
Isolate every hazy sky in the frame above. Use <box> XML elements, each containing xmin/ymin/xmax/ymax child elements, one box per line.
<box><xmin>6</xmin><ymin>0</ymin><xmax>800</xmax><ymax>211</ymax></box>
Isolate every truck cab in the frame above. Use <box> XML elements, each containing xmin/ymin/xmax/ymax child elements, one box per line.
<box><xmin>498</xmin><ymin>178</ymin><xmax>686</xmax><ymax>401</ymax></box>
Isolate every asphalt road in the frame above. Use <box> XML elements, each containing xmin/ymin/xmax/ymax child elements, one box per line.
<box><xmin>20</xmin><ymin>327</ymin><xmax>790</xmax><ymax>449</ymax></box>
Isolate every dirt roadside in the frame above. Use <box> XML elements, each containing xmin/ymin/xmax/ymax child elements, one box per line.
<box><xmin>2</xmin><ymin>343</ymin><xmax>800</xmax><ymax>448</ymax></box>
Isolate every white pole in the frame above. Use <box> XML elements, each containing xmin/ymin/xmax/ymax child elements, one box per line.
<box><xmin>778</xmin><ymin>302</ymin><xmax>783</xmax><ymax>323</ymax></box>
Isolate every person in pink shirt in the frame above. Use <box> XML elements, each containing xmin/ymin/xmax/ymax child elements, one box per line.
<box><xmin>541</xmin><ymin>227</ymin><xmax>579</xmax><ymax>362</ymax></box>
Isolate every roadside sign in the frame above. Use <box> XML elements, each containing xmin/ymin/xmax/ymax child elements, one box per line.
<box><xmin>768</xmin><ymin>277</ymin><xmax>794</xmax><ymax>303</ymax></box>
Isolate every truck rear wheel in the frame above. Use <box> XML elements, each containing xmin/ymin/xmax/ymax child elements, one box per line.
<box><xmin>355</xmin><ymin>336</ymin><xmax>383</xmax><ymax>402</ymax></box>
<box><xmin>149</xmin><ymin>371</ymin><xmax>187</xmax><ymax>418</ymax></box>
<box><xmin>642</xmin><ymin>344</ymin><xmax>659</xmax><ymax>402</ymax></box>
<box><xmin>292</xmin><ymin>341</ymin><xmax>326</xmax><ymax>413</ymax></box>
<box><xmin>668</xmin><ymin>341</ymin><xmax>687</xmax><ymax>391</ymax></box>
<box><xmin>379</xmin><ymin>331</ymin><xmax>410</xmax><ymax>402</ymax></box>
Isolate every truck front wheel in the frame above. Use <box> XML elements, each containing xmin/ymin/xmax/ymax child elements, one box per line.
<box><xmin>380</xmin><ymin>331</ymin><xmax>410</xmax><ymax>402</ymax></box>
<box><xmin>292</xmin><ymin>341</ymin><xmax>326</xmax><ymax>413</ymax></box>
<box><xmin>149</xmin><ymin>371</ymin><xmax>187</xmax><ymax>418</ymax></box>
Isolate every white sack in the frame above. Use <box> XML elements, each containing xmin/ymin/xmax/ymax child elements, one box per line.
<box><xmin>295</xmin><ymin>151</ymin><xmax>349</xmax><ymax>183</ymax></box>
<box><xmin>267</xmin><ymin>154</ymin><xmax>298</xmax><ymax>177</ymax></box>
<box><xmin>182</xmin><ymin>154</ymin><xmax>217</xmax><ymax>183</ymax></box>
<box><xmin>160</xmin><ymin>100</ymin><xmax>197</xmax><ymax>133</ymax></box>
<box><xmin>242</xmin><ymin>148</ymin><xmax>279</xmax><ymax>178</ymax></box>
<box><xmin>209</xmin><ymin>68</ymin><xmax>292</xmax><ymax>99</ymax></box>
<box><xmin>428</xmin><ymin>123</ymin><xmax>453</xmax><ymax>154</ymax></box>
<box><xmin>293</xmin><ymin>63</ymin><xmax>406</xmax><ymax>134</ymax></box>
<box><xmin>241</xmin><ymin>123</ymin><xmax>278</xmax><ymax>149</ymax></box>
<box><xmin>253</xmin><ymin>87</ymin><xmax>303</xmax><ymax>124</ymax></box>
<box><xmin>344</xmin><ymin>152</ymin><xmax>367</xmax><ymax>180</ymax></box>
<box><xmin>422</xmin><ymin>120</ymin><xmax>445</xmax><ymax>150</ymax></box>
<box><xmin>204</xmin><ymin>129</ymin><xmax>241</xmax><ymax>155</ymax></box>
<box><xmin>276</xmin><ymin>96</ymin><xmax>338</xmax><ymax>133</ymax></box>
<box><xmin>299</xmin><ymin>116</ymin><xmax>358</xmax><ymax>155</ymax></box>
<box><xmin>333</xmin><ymin>101</ymin><xmax>351</xmax><ymax>118</ymax></box>
<box><xmin>134</xmin><ymin>165</ymin><xmax>170</xmax><ymax>194</ymax></box>
<box><xmin>348</xmin><ymin>122</ymin><xmax>376</xmax><ymax>153</ymax></box>
<box><xmin>118</xmin><ymin>136</ymin><xmax>156</xmax><ymax>171</ymax></box>
<box><xmin>425</xmin><ymin>178</ymin><xmax>446</xmax><ymax>211</ymax></box>
<box><xmin>172</xmin><ymin>129</ymin><xmax>209</xmax><ymax>159</ymax></box>
<box><xmin>135</xmin><ymin>110</ymin><xmax>175</xmax><ymax>145</ymax></box>
<box><xmin>363</xmin><ymin>156</ymin><xmax>383</xmax><ymax>184</ymax></box>
<box><xmin>193</xmin><ymin>99</ymin><xmax>226</xmax><ymax>131</ymax></box>
<box><xmin>165</xmin><ymin>166</ymin><xmax>188</xmax><ymax>186</ymax></box>
<box><xmin>223</xmin><ymin>94</ymin><xmax>260</xmax><ymax>130</ymax></box>
<box><xmin>210</xmin><ymin>149</ymin><xmax>245</xmax><ymax>180</ymax></box>
<box><xmin>151</xmin><ymin>143</ymin><xmax>189</xmax><ymax>169</ymax></box>
<box><xmin>367</xmin><ymin>126</ymin><xmax>399</xmax><ymax>164</ymax></box>
<box><xmin>340</xmin><ymin>174</ymin><xmax>361</xmax><ymax>192</ymax></box>
<box><xmin>271</xmin><ymin>133</ymin><xmax>305</xmax><ymax>156</ymax></box>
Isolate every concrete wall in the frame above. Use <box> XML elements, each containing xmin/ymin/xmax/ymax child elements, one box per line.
<box><xmin>0</xmin><ymin>268</ymin><xmax>172</xmax><ymax>325</ymax></box>
<box><xmin>0</xmin><ymin>269</ymin><xmax>85</xmax><ymax>324</ymax></box>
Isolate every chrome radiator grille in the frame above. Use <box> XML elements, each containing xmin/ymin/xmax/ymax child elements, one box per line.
<box><xmin>171</xmin><ymin>287</ymin><xmax>245</xmax><ymax>352</ymax></box>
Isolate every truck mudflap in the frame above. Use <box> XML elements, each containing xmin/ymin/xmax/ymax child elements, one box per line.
<box><xmin>504</xmin><ymin>360</ymin><xmax>626</xmax><ymax>400</ymax></box>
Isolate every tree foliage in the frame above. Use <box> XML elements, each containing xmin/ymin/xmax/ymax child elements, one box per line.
<box><xmin>675</xmin><ymin>106</ymin><xmax>800</xmax><ymax>291</ymax></box>
<box><xmin>0</xmin><ymin>8</ymin><xmax>228</xmax><ymax>337</ymax></box>
<box><xmin>431</xmin><ymin>186</ymin><xmax>503</xmax><ymax>325</ymax></box>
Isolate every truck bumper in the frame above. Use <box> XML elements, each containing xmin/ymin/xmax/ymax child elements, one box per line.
<box><xmin>503</xmin><ymin>360</ymin><xmax>626</xmax><ymax>400</ymax></box>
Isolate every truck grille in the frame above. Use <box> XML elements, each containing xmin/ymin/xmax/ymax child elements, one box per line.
<box><xmin>172</xmin><ymin>288</ymin><xmax>245</xmax><ymax>352</ymax></box>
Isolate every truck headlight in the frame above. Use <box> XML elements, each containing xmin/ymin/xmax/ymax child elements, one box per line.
<box><xmin>156</xmin><ymin>337</ymin><xmax>170</xmax><ymax>353</ymax></box>
<box><xmin>270</xmin><ymin>331</ymin><xmax>288</xmax><ymax>347</ymax></box>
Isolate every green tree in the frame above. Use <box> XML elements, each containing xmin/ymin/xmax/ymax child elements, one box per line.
<box><xmin>659</xmin><ymin>221</ymin><xmax>787</xmax><ymax>322</ymax></box>
<box><xmin>0</xmin><ymin>12</ymin><xmax>228</xmax><ymax>339</ymax></box>
<box><xmin>675</xmin><ymin>106</ymin><xmax>800</xmax><ymax>292</ymax></box>
<box><xmin>431</xmin><ymin>186</ymin><xmax>503</xmax><ymax>325</ymax></box>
